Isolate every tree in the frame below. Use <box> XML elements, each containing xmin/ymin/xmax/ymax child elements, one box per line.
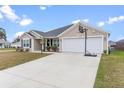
<box><xmin>0</xmin><ymin>28</ymin><xmax>7</xmax><ymax>41</ymax></box>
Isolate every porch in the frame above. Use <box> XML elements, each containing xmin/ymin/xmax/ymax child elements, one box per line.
<box><xmin>33</xmin><ymin>38</ymin><xmax>59</xmax><ymax>52</ymax></box>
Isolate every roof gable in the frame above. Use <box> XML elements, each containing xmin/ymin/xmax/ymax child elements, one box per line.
<box><xmin>20</xmin><ymin>32</ymin><xmax>34</xmax><ymax>39</ymax></box>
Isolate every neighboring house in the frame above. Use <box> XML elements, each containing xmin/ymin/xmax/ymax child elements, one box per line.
<box><xmin>4</xmin><ymin>41</ymin><xmax>11</xmax><ymax>48</ymax></box>
<box><xmin>109</xmin><ymin>40</ymin><xmax>116</xmax><ymax>47</ymax></box>
<box><xmin>11</xmin><ymin>41</ymin><xmax>21</xmax><ymax>48</ymax></box>
<box><xmin>109</xmin><ymin>40</ymin><xmax>116</xmax><ymax>51</ymax></box>
<box><xmin>115</xmin><ymin>39</ymin><xmax>124</xmax><ymax>51</ymax></box>
<box><xmin>0</xmin><ymin>39</ymin><xmax>10</xmax><ymax>48</ymax></box>
<box><xmin>20</xmin><ymin>22</ymin><xmax>110</xmax><ymax>54</ymax></box>
<box><xmin>11</xmin><ymin>37</ymin><xmax>21</xmax><ymax>48</ymax></box>
<box><xmin>0</xmin><ymin>39</ymin><xmax>5</xmax><ymax>48</ymax></box>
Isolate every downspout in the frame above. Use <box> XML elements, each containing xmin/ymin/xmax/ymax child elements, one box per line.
<box><xmin>84</xmin><ymin>29</ymin><xmax>87</xmax><ymax>56</ymax></box>
<box><xmin>106</xmin><ymin>33</ymin><xmax>109</xmax><ymax>54</ymax></box>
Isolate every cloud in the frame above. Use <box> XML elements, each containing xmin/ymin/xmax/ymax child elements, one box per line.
<box><xmin>19</xmin><ymin>18</ymin><xmax>33</xmax><ymax>26</ymax></box>
<box><xmin>72</xmin><ymin>19</ymin><xmax>81</xmax><ymax>24</ymax></box>
<box><xmin>118</xmin><ymin>16</ymin><xmax>124</xmax><ymax>20</ymax></box>
<box><xmin>0</xmin><ymin>6</ymin><xmax>33</xmax><ymax>26</ymax></box>
<box><xmin>107</xmin><ymin>16</ymin><xmax>124</xmax><ymax>24</ymax></box>
<box><xmin>0</xmin><ymin>12</ymin><xmax>3</xmax><ymax>19</ymax></box>
<box><xmin>107</xmin><ymin>17</ymin><xmax>118</xmax><ymax>24</ymax></box>
<box><xmin>82</xmin><ymin>19</ymin><xmax>89</xmax><ymax>23</ymax></box>
<box><xmin>97</xmin><ymin>15</ymin><xmax>124</xmax><ymax>27</ymax></box>
<box><xmin>39</xmin><ymin>5</ymin><xmax>51</xmax><ymax>10</ymax></box>
<box><xmin>40</xmin><ymin>6</ymin><xmax>47</xmax><ymax>10</ymax></box>
<box><xmin>15</xmin><ymin>32</ymin><xmax>24</xmax><ymax>37</ymax></box>
<box><xmin>72</xmin><ymin>19</ymin><xmax>89</xmax><ymax>24</ymax></box>
<box><xmin>98</xmin><ymin>21</ymin><xmax>105</xmax><ymax>27</ymax></box>
<box><xmin>0</xmin><ymin>5</ymin><xmax>20</xmax><ymax>21</ymax></box>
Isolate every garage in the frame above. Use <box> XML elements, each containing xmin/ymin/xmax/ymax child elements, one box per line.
<box><xmin>62</xmin><ymin>36</ymin><xmax>103</xmax><ymax>54</ymax></box>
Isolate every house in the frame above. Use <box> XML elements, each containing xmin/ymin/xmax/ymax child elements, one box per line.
<box><xmin>11</xmin><ymin>41</ymin><xmax>21</xmax><ymax>48</ymax></box>
<box><xmin>115</xmin><ymin>39</ymin><xmax>124</xmax><ymax>51</ymax></box>
<box><xmin>109</xmin><ymin>40</ymin><xmax>116</xmax><ymax>47</ymax></box>
<box><xmin>0</xmin><ymin>39</ymin><xmax>10</xmax><ymax>48</ymax></box>
<box><xmin>4</xmin><ymin>41</ymin><xmax>11</xmax><ymax>48</ymax></box>
<box><xmin>0</xmin><ymin>39</ymin><xmax>5</xmax><ymax>48</ymax></box>
<box><xmin>11</xmin><ymin>37</ymin><xmax>21</xmax><ymax>48</ymax></box>
<box><xmin>20</xmin><ymin>22</ymin><xmax>110</xmax><ymax>54</ymax></box>
<box><xmin>109</xmin><ymin>40</ymin><xmax>116</xmax><ymax>51</ymax></box>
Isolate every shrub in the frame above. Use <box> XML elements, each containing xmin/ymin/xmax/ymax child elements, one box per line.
<box><xmin>104</xmin><ymin>50</ymin><xmax>107</xmax><ymax>54</ymax></box>
<box><xmin>19</xmin><ymin>48</ymin><xmax>24</xmax><ymax>52</ymax></box>
<box><xmin>16</xmin><ymin>47</ymin><xmax>19</xmax><ymax>51</ymax></box>
<box><xmin>46</xmin><ymin>46</ymin><xmax>51</xmax><ymax>51</ymax></box>
<box><xmin>16</xmin><ymin>47</ymin><xmax>23</xmax><ymax>52</ymax></box>
<box><xmin>51</xmin><ymin>46</ymin><xmax>58</xmax><ymax>52</ymax></box>
<box><xmin>25</xmin><ymin>48</ymin><xmax>29</xmax><ymax>52</ymax></box>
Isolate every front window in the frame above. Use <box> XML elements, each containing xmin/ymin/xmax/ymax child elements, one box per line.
<box><xmin>47</xmin><ymin>39</ymin><xmax>50</xmax><ymax>47</ymax></box>
<box><xmin>46</xmin><ymin>38</ymin><xmax>59</xmax><ymax>47</ymax></box>
<box><xmin>53</xmin><ymin>39</ymin><xmax>59</xmax><ymax>47</ymax></box>
<box><xmin>23</xmin><ymin>39</ymin><xmax>30</xmax><ymax>48</ymax></box>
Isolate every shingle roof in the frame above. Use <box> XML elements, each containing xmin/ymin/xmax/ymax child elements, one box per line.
<box><xmin>44</xmin><ymin>24</ymin><xmax>73</xmax><ymax>37</ymax></box>
<box><xmin>31</xmin><ymin>24</ymin><xmax>73</xmax><ymax>37</ymax></box>
<box><xmin>27</xmin><ymin>32</ymin><xmax>36</xmax><ymax>37</ymax></box>
<box><xmin>32</xmin><ymin>30</ymin><xmax>46</xmax><ymax>36</ymax></box>
<box><xmin>109</xmin><ymin>40</ymin><xmax>116</xmax><ymax>46</ymax></box>
<box><xmin>117</xmin><ymin>39</ymin><xmax>124</xmax><ymax>43</ymax></box>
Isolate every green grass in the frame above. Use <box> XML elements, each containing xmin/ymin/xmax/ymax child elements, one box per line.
<box><xmin>0</xmin><ymin>51</ymin><xmax>49</xmax><ymax>70</ymax></box>
<box><xmin>94</xmin><ymin>50</ymin><xmax>124</xmax><ymax>88</ymax></box>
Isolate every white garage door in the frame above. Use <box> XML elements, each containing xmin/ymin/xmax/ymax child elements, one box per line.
<box><xmin>62</xmin><ymin>36</ymin><xmax>103</xmax><ymax>54</ymax></box>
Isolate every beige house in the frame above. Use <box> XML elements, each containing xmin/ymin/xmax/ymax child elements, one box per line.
<box><xmin>20</xmin><ymin>22</ymin><xmax>110</xmax><ymax>54</ymax></box>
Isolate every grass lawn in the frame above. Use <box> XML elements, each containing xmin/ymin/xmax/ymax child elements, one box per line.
<box><xmin>0</xmin><ymin>51</ymin><xmax>49</xmax><ymax>70</ymax></box>
<box><xmin>94</xmin><ymin>50</ymin><xmax>124</xmax><ymax>88</ymax></box>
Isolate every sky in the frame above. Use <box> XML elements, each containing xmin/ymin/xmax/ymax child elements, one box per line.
<box><xmin>0</xmin><ymin>5</ymin><xmax>124</xmax><ymax>42</ymax></box>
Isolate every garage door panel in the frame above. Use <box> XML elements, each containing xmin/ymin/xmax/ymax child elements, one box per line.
<box><xmin>87</xmin><ymin>37</ymin><xmax>103</xmax><ymax>54</ymax></box>
<box><xmin>62</xmin><ymin>37</ymin><xmax>103</xmax><ymax>54</ymax></box>
<box><xmin>62</xmin><ymin>38</ymin><xmax>84</xmax><ymax>53</ymax></box>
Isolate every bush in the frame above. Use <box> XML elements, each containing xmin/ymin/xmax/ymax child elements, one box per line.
<box><xmin>104</xmin><ymin>50</ymin><xmax>107</xmax><ymax>54</ymax></box>
<box><xmin>20</xmin><ymin>48</ymin><xmax>24</xmax><ymax>52</ymax></box>
<box><xmin>16</xmin><ymin>47</ymin><xmax>23</xmax><ymax>52</ymax></box>
<box><xmin>25</xmin><ymin>48</ymin><xmax>29</xmax><ymax>52</ymax></box>
<box><xmin>46</xmin><ymin>46</ymin><xmax>51</xmax><ymax>51</ymax></box>
<box><xmin>51</xmin><ymin>46</ymin><xmax>58</xmax><ymax>52</ymax></box>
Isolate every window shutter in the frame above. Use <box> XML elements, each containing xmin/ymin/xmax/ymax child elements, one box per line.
<box><xmin>21</xmin><ymin>39</ymin><xmax>23</xmax><ymax>48</ymax></box>
<box><xmin>30</xmin><ymin>39</ymin><xmax>31</xmax><ymax>48</ymax></box>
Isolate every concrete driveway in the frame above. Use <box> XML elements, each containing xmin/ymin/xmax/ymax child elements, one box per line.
<box><xmin>0</xmin><ymin>53</ymin><xmax>101</xmax><ymax>88</ymax></box>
